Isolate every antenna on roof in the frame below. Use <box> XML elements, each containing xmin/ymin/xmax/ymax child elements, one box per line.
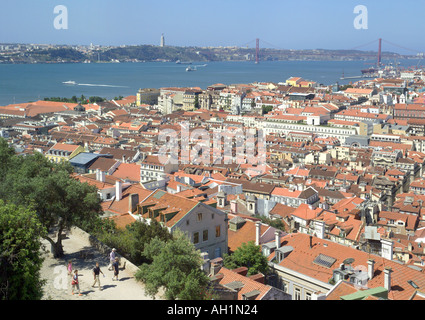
<box><xmin>343</xmin><ymin>258</ymin><xmax>355</xmax><ymax>266</ymax></box>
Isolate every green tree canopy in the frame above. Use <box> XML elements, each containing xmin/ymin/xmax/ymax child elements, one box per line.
<box><xmin>135</xmin><ymin>230</ymin><xmax>210</xmax><ymax>300</ymax></box>
<box><xmin>94</xmin><ymin>219</ymin><xmax>173</xmax><ymax>266</ymax></box>
<box><xmin>0</xmin><ymin>200</ymin><xmax>46</xmax><ymax>300</ymax></box>
<box><xmin>0</xmin><ymin>140</ymin><xmax>103</xmax><ymax>258</ymax></box>
<box><xmin>223</xmin><ymin>241</ymin><xmax>269</xmax><ymax>276</ymax></box>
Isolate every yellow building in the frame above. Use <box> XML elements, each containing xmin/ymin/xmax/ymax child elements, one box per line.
<box><xmin>45</xmin><ymin>143</ymin><xmax>84</xmax><ymax>163</ymax></box>
<box><xmin>285</xmin><ymin>77</ymin><xmax>316</xmax><ymax>88</ymax></box>
<box><xmin>286</xmin><ymin>77</ymin><xmax>303</xmax><ymax>87</ymax></box>
<box><xmin>136</xmin><ymin>88</ymin><xmax>160</xmax><ymax>106</ymax></box>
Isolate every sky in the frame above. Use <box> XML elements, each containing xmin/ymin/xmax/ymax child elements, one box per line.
<box><xmin>0</xmin><ymin>0</ymin><xmax>424</xmax><ymax>54</ymax></box>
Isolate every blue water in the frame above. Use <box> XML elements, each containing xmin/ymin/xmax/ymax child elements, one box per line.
<box><xmin>0</xmin><ymin>59</ymin><xmax>418</xmax><ymax>106</ymax></box>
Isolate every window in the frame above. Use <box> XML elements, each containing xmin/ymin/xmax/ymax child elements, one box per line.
<box><xmin>294</xmin><ymin>287</ymin><xmax>301</xmax><ymax>300</ymax></box>
<box><xmin>216</xmin><ymin>226</ymin><xmax>221</xmax><ymax>238</ymax></box>
<box><xmin>193</xmin><ymin>232</ymin><xmax>199</xmax><ymax>244</ymax></box>
<box><xmin>197</xmin><ymin>213</ymin><xmax>203</xmax><ymax>222</ymax></box>
<box><xmin>203</xmin><ymin>230</ymin><xmax>208</xmax><ymax>242</ymax></box>
<box><xmin>305</xmin><ymin>292</ymin><xmax>312</xmax><ymax>300</ymax></box>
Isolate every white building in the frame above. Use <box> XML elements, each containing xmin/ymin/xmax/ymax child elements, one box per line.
<box><xmin>140</xmin><ymin>155</ymin><xmax>178</xmax><ymax>183</ymax></box>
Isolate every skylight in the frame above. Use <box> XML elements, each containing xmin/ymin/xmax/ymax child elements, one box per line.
<box><xmin>313</xmin><ymin>254</ymin><xmax>337</xmax><ymax>268</ymax></box>
<box><xmin>408</xmin><ymin>280</ymin><xmax>420</xmax><ymax>289</ymax></box>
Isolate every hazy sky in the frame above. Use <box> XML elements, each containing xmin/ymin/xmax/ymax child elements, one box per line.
<box><xmin>0</xmin><ymin>0</ymin><xmax>424</xmax><ymax>54</ymax></box>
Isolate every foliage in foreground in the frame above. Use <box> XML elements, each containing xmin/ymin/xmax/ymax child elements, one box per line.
<box><xmin>223</xmin><ymin>241</ymin><xmax>269</xmax><ymax>276</ymax></box>
<box><xmin>0</xmin><ymin>139</ymin><xmax>103</xmax><ymax>258</ymax></box>
<box><xmin>93</xmin><ymin>219</ymin><xmax>173</xmax><ymax>266</ymax></box>
<box><xmin>135</xmin><ymin>230</ymin><xmax>210</xmax><ymax>300</ymax></box>
<box><xmin>0</xmin><ymin>200</ymin><xmax>46</xmax><ymax>300</ymax></box>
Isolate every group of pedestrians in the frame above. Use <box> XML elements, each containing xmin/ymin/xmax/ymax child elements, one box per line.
<box><xmin>66</xmin><ymin>248</ymin><xmax>121</xmax><ymax>296</ymax></box>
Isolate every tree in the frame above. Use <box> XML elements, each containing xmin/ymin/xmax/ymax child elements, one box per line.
<box><xmin>0</xmin><ymin>200</ymin><xmax>46</xmax><ymax>300</ymax></box>
<box><xmin>0</xmin><ymin>139</ymin><xmax>14</xmax><ymax>181</ymax></box>
<box><xmin>125</xmin><ymin>219</ymin><xmax>173</xmax><ymax>265</ymax></box>
<box><xmin>194</xmin><ymin>95</ymin><xmax>199</xmax><ymax>109</ymax></box>
<box><xmin>89</xmin><ymin>96</ymin><xmax>106</xmax><ymax>103</ymax></box>
<box><xmin>135</xmin><ymin>230</ymin><xmax>210</xmax><ymax>300</ymax></box>
<box><xmin>254</xmin><ymin>215</ymin><xmax>286</xmax><ymax>232</ymax></box>
<box><xmin>0</xmin><ymin>145</ymin><xmax>103</xmax><ymax>258</ymax></box>
<box><xmin>223</xmin><ymin>241</ymin><xmax>269</xmax><ymax>276</ymax></box>
<box><xmin>262</xmin><ymin>105</ymin><xmax>274</xmax><ymax>115</ymax></box>
<box><xmin>79</xmin><ymin>94</ymin><xmax>87</xmax><ymax>104</ymax></box>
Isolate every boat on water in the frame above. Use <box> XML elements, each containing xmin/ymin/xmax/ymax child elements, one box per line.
<box><xmin>177</xmin><ymin>60</ymin><xmax>192</xmax><ymax>65</ymax></box>
<box><xmin>186</xmin><ymin>66</ymin><xmax>197</xmax><ymax>72</ymax></box>
<box><xmin>62</xmin><ymin>80</ymin><xmax>77</xmax><ymax>85</ymax></box>
<box><xmin>361</xmin><ymin>67</ymin><xmax>378</xmax><ymax>74</ymax></box>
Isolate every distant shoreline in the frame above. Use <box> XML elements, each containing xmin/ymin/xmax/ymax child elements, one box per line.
<box><xmin>0</xmin><ymin>57</ymin><xmax>419</xmax><ymax>66</ymax></box>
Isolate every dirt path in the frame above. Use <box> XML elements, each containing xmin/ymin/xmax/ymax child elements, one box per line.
<box><xmin>40</xmin><ymin>232</ymin><xmax>162</xmax><ymax>300</ymax></box>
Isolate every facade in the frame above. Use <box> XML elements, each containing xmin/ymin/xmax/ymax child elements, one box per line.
<box><xmin>45</xmin><ymin>143</ymin><xmax>84</xmax><ymax>163</ymax></box>
<box><xmin>182</xmin><ymin>89</ymin><xmax>202</xmax><ymax>111</ymax></box>
<box><xmin>394</xmin><ymin>103</ymin><xmax>425</xmax><ymax>120</ymax></box>
<box><xmin>136</xmin><ymin>88</ymin><xmax>160</xmax><ymax>106</ymax></box>
<box><xmin>261</xmin><ymin>119</ymin><xmax>358</xmax><ymax>144</ymax></box>
<box><xmin>138</xmin><ymin>189</ymin><xmax>228</xmax><ymax>260</ymax></box>
<box><xmin>271</xmin><ymin>186</ymin><xmax>319</xmax><ymax>208</ymax></box>
<box><xmin>140</xmin><ymin>155</ymin><xmax>179</xmax><ymax>183</ymax></box>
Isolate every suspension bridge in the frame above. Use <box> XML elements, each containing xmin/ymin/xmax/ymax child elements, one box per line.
<box><xmin>238</xmin><ymin>38</ymin><xmax>423</xmax><ymax>67</ymax></box>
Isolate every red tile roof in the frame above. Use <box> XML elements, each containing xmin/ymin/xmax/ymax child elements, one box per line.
<box><xmin>111</xmin><ymin>163</ymin><xmax>141</xmax><ymax>182</ymax></box>
<box><xmin>215</xmin><ymin>267</ymin><xmax>272</xmax><ymax>300</ymax></box>
<box><xmin>269</xmin><ymin>233</ymin><xmax>425</xmax><ymax>300</ymax></box>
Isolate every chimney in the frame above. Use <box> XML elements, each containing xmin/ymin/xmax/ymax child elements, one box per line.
<box><xmin>408</xmin><ymin>242</ymin><xmax>413</xmax><ymax>252</ymax></box>
<box><xmin>275</xmin><ymin>230</ymin><xmax>281</xmax><ymax>249</ymax></box>
<box><xmin>255</xmin><ymin>221</ymin><xmax>261</xmax><ymax>246</ymax></box>
<box><xmin>249</xmin><ymin>273</ymin><xmax>265</xmax><ymax>284</ymax></box>
<box><xmin>381</xmin><ymin>238</ymin><xmax>394</xmax><ymax>261</ymax></box>
<box><xmin>232</xmin><ymin>267</ymin><xmax>248</xmax><ymax>277</ymax></box>
<box><xmin>230</xmin><ymin>200</ymin><xmax>238</xmax><ymax>214</ymax></box>
<box><xmin>210</xmin><ymin>257</ymin><xmax>223</xmax><ymax>277</ymax></box>
<box><xmin>129</xmin><ymin>193</ymin><xmax>139</xmax><ymax>214</ymax></box>
<box><xmin>315</xmin><ymin>220</ymin><xmax>326</xmax><ymax>239</ymax></box>
<box><xmin>367</xmin><ymin>259</ymin><xmax>375</xmax><ymax>280</ymax></box>
<box><xmin>384</xmin><ymin>267</ymin><xmax>392</xmax><ymax>291</ymax></box>
<box><xmin>116</xmin><ymin>181</ymin><xmax>122</xmax><ymax>201</ymax></box>
<box><xmin>99</xmin><ymin>170</ymin><xmax>105</xmax><ymax>182</ymax></box>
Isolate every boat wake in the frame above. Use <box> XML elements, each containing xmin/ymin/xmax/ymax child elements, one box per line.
<box><xmin>62</xmin><ymin>81</ymin><xmax>127</xmax><ymax>88</ymax></box>
<box><xmin>77</xmin><ymin>83</ymin><xmax>128</xmax><ymax>88</ymax></box>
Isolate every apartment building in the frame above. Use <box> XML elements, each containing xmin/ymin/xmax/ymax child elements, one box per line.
<box><xmin>45</xmin><ymin>142</ymin><xmax>84</xmax><ymax>163</ymax></box>
<box><xmin>138</xmin><ymin>189</ymin><xmax>228</xmax><ymax>259</ymax></box>
<box><xmin>140</xmin><ymin>155</ymin><xmax>179</xmax><ymax>183</ymax></box>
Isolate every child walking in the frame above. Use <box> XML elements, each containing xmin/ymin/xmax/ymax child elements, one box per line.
<box><xmin>67</xmin><ymin>260</ymin><xmax>73</xmax><ymax>277</ymax></box>
<box><xmin>71</xmin><ymin>270</ymin><xmax>82</xmax><ymax>296</ymax></box>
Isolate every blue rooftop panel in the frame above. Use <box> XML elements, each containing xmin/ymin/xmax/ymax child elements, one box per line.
<box><xmin>70</xmin><ymin>153</ymin><xmax>107</xmax><ymax>165</ymax></box>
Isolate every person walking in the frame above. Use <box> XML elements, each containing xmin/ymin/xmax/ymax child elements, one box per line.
<box><xmin>108</xmin><ymin>248</ymin><xmax>116</xmax><ymax>271</ymax></box>
<box><xmin>67</xmin><ymin>260</ymin><xmax>73</xmax><ymax>277</ymax></box>
<box><xmin>112</xmin><ymin>257</ymin><xmax>120</xmax><ymax>281</ymax></box>
<box><xmin>71</xmin><ymin>270</ymin><xmax>82</xmax><ymax>296</ymax></box>
<box><xmin>92</xmin><ymin>262</ymin><xmax>104</xmax><ymax>291</ymax></box>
